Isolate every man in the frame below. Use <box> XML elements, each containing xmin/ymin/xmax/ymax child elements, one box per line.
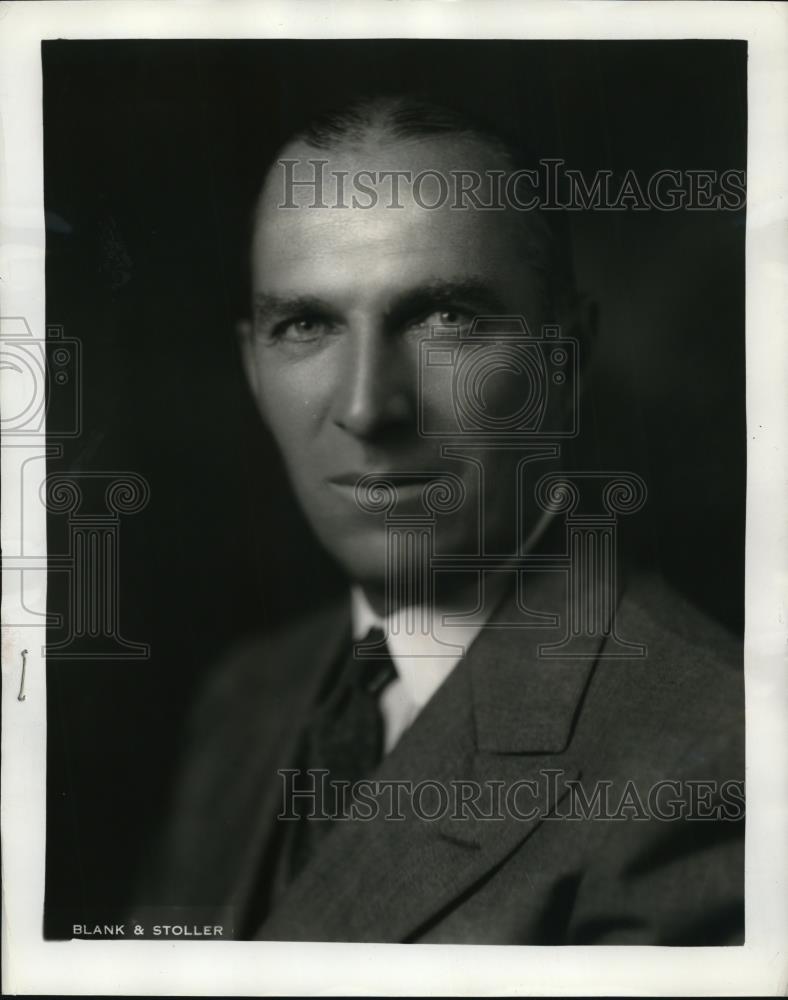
<box><xmin>140</xmin><ymin>96</ymin><xmax>744</xmax><ymax>944</ymax></box>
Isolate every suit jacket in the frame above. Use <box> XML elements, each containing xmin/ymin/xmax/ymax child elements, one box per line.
<box><xmin>140</xmin><ymin>569</ymin><xmax>744</xmax><ymax>945</ymax></box>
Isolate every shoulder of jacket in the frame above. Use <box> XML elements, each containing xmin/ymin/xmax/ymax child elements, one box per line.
<box><xmin>616</xmin><ymin>571</ymin><xmax>741</xmax><ymax>671</ymax></box>
<box><xmin>584</xmin><ymin>572</ymin><xmax>744</xmax><ymax>774</ymax></box>
<box><xmin>188</xmin><ymin>598</ymin><xmax>350</xmax><ymax>728</ymax></box>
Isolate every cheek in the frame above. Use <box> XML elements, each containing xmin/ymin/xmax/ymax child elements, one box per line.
<box><xmin>254</xmin><ymin>360</ymin><xmax>327</xmax><ymax>462</ymax></box>
<box><xmin>418</xmin><ymin>371</ymin><xmax>456</xmax><ymax>423</ymax></box>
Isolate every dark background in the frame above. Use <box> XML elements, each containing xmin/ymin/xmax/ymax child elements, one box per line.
<box><xmin>42</xmin><ymin>39</ymin><xmax>747</xmax><ymax>936</ymax></box>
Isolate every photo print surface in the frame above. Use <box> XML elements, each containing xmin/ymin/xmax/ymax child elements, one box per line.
<box><xmin>40</xmin><ymin>38</ymin><xmax>746</xmax><ymax>945</ymax></box>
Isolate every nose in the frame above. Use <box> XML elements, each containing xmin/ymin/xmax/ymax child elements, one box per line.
<box><xmin>332</xmin><ymin>326</ymin><xmax>415</xmax><ymax>440</ymax></box>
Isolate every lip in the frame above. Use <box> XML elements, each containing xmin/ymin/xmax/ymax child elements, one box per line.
<box><xmin>327</xmin><ymin>471</ymin><xmax>447</xmax><ymax>510</ymax></box>
<box><xmin>328</xmin><ymin>470</ymin><xmax>441</xmax><ymax>488</ymax></box>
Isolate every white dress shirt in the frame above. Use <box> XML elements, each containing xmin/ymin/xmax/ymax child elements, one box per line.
<box><xmin>351</xmin><ymin>509</ymin><xmax>555</xmax><ymax>753</ymax></box>
<box><xmin>351</xmin><ymin>588</ymin><xmax>487</xmax><ymax>753</ymax></box>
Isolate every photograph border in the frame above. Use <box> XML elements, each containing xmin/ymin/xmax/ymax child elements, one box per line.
<box><xmin>1</xmin><ymin>1</ymin><xmax>786</xmax><ymax>995</ymax></box>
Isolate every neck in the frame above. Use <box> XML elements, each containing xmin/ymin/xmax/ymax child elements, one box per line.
<box><xmin>354</xmin><ymin>509</ymin><xmax>556</xmax><ymax>618</ymax></box>
<box><xmin>357</xmin><ymin>559</ymin><xmax>514</xmax><ymax>620</ymax></box>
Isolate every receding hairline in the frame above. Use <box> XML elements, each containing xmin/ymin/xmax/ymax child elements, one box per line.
<box><xmin>290</xmin><ymin>94</ymin><xmax>515</xmax><ymax>155</ymax></box>
<box><xmin>256</xmin><ymin>95</ymin><xmax>519</xmax><ymax>199</ymax></box>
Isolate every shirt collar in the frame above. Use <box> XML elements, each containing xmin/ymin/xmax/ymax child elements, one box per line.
<box><xmin>350</xmin><ymin>586</ymin><xmax>485</xmax><ymax>712</ymax></box>
<box><xmin>349</xmin><ymin>508</ymin><xmax>555</xmax><ymax>713</ymax></box>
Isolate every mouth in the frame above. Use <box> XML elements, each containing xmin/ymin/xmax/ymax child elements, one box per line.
<box><xmin>327</xmin><ymin>470</ymin><xmax>447</xmax><ymax>509</ymax></box>
<box><xmin>329</xmin><ymin>470</ymin><xmax>441</xmax><ymax>488</ymax></box>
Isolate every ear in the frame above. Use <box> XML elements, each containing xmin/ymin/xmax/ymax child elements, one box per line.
<box><xmin>562</xmin><ymin>291</ymin><xmax>599</xmax><ymax>372</ymax></box>
<box><xmin>554</xmin><ymin>290</ymin><xmax>598</xmax><ymax>432</ymax></box>
<box><xmin>236</xmin><ymin>318</ymin><xmax>261</xmax><ymax>396</ymax></box>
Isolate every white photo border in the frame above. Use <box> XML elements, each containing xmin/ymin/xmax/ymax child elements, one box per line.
<box><xmin>1</xmin><ymin>1</ymin><xmax>786</xmax><ymax>995</ymax></box>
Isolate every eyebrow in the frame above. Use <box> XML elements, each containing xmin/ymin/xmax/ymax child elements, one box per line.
<box><xmin>253</xmin><ymin>279</ymin><xmax>507</xmax><ymax>327</ymax></box>
<box><xmin>253</xmin><ymin>293</ymin><xmax>341</xmax><ymax>326</ymax></box>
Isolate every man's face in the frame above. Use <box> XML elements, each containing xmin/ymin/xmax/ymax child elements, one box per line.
<box><xmin>242</xmin><ymin>134</ymin><xmax>547</xmax><ymax>596</ymax></box>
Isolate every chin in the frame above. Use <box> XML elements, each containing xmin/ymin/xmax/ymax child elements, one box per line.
<box><xmin>320</xmin><ymin>522</ymin><xmax>484</xmax><ymax>602</ymax></box>
<box><xmin>321</xmin><ymin>527</ymin><xmax>390</xmax><ymax>591</ymax></box>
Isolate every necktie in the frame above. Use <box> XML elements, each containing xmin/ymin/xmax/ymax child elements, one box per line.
<box><xmin>285</xmin><ymin>626</ymin><xmax>397</xmax><ymax>881</ymax></box>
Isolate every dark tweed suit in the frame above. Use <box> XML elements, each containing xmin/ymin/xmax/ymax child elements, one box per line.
<box><xmin>142</xmin><ymin>569</ymin><xmax>744</xmax><ymax>944</ymax></box>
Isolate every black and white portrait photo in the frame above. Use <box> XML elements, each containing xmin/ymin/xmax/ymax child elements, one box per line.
<box><xmin>1</xmin><ymin>3</ymin><xmax>786</xmax><ymax>996</ymax></box>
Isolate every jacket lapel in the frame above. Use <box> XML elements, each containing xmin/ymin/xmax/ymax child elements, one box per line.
<box><xmin>257</xmin><ymin>569</ymin><xmax>608</xmax><ymax>942</ymax></box>
<box><xmin>216</xmin><ymin>604</ymin><xmax>352</xmax><ymax>928</ymax></box>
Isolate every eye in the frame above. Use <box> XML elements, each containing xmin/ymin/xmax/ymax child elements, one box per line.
<box><xmin>411</xmin><ymin>307</ymin><xmax>474</xmax><ymax>333</ymax></box>
<box><xmin>273</xmin><ymin>316</ymin><xmax>334</xmax><ymax>343</ymax></box>
<box><xmin>436</xmin><ymin>309</ymin><xmax>463</xmax><ymax>325</ymax></box>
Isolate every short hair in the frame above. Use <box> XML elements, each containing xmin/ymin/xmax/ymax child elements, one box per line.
<box><xmin>253</xmin><ymin>94</ymin><xmax>577</xmax><ymax>322</ymax></box>
<box><xmin>298</xmin><ymin>94</ymin><xmax>508</xmax><ymax>149</ymax></box>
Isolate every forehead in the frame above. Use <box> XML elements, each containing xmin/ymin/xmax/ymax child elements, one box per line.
<box><xmin>251</xmin><ymin>135</ymin><xmax>533</xmax><ymax>301</ymax></box>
